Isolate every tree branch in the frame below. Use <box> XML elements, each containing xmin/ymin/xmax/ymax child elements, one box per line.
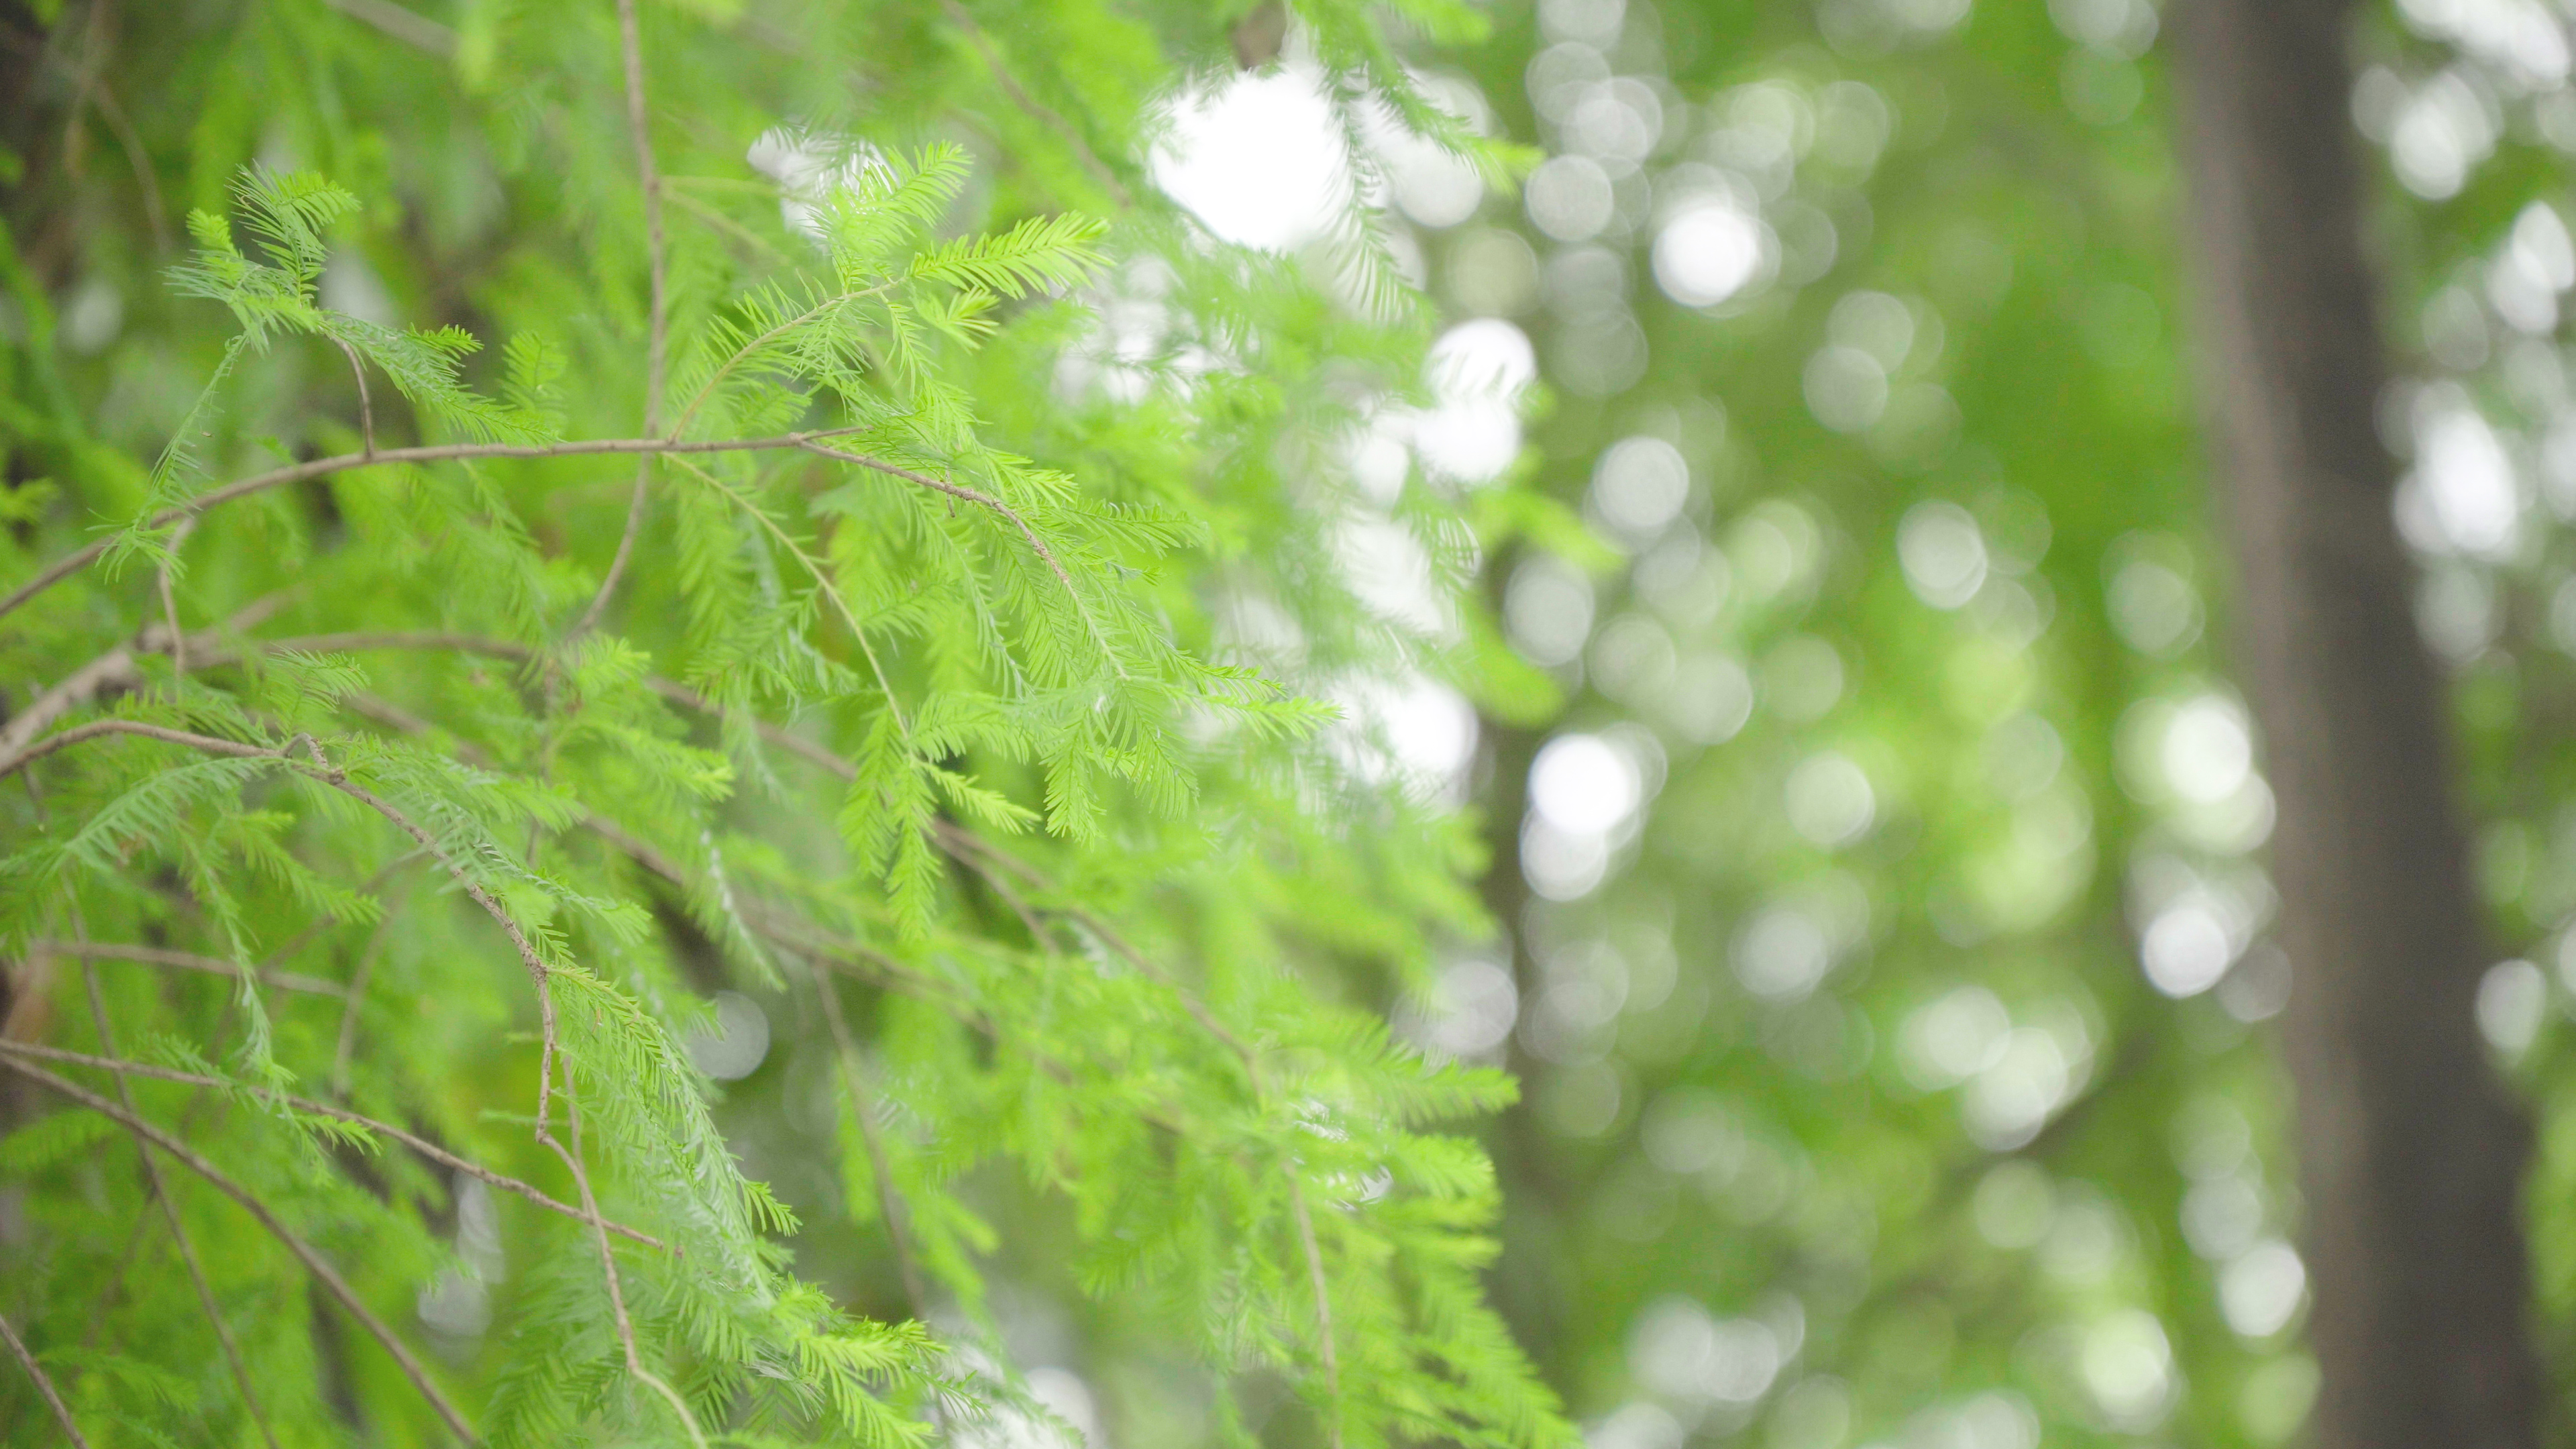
<box><xmin>68</xmin><ymin>914</ymin><xmax>280</xmax><ymax>1449</ymax></box>
<box><xmin>330</xmin><ymin>338</ymin><xmax>378</xmax><ymax>460</ymax></box>
<box><xmin>155</xmin><ymin>517</ymin><xmax>198</xmax><ymax>678</ymax></box>
<box><xmin>29</xmin><ymin>938</ymin><xmax>347</xmax><ymax>998</ymax></box>
<box><xmin>808</xmin><ymin>958</ymin><xmax>931</xmax><ymax>1316</ymax></box>
<box><xmin>0</xmin><ymin>1039</ymin><xmax>667</xmax><ymax>1251</ymax></box>
<box><xmin>0</xmin><ymin>1055</ymin><xmax>476</xmax><ymax>1441</ymax></box>
<box><xmin>796</xmin><ymin>441</ymin><xmax>1128</xmax><ymax>677</ymax></box>
<box><xmin>661</xmin><ymin>454</ymin><xmax>911</xmax><ymax>732</ymax></box>
<box><xmin>574</xmin><ymin>0</ymin><xmax>674</xmax><ymax>638</ymax></box>
<box><xmin>0</xmin><ymin>427</ymin><xmax>869</xmax><ymax>625</ymax></box>
<box><xmin>937</xmin><ymin>0</ymin><xmax>1133</xmax><ymax>207</ymax></box>
<box><xmin>0</xmin><ymin>1306</ymin><xmax>89</xmax><ymax>1449</ymax></box>
<box><xmin>0</xmin><ymin>718</ymin><xmax>282</xmax><ymax>782</ymax></box>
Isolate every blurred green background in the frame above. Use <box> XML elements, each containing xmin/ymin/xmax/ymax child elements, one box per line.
<box><xmin>1392</xmin><ymin>1</ymin><xmax>2576</xmax><ymax>1445</ymax></box>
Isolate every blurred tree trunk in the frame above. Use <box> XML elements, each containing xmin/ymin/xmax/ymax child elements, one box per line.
<box><xmin>2169</xmin><ymin>1</ymin><xmax>2538</xmax><ymax>1444</ymax></box>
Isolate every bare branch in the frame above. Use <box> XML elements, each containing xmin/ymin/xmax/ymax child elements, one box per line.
<box><xmin>0</xmin><ymin>1055</ymin><xmax>476</xmax><ymax>1441</ymax></box>
<box><xmin>0</xmin><ymin>1306</ymin><xmax>90</xmax><ymax>1449</ymax></box>
<box><xmin>0</xmin><ymin>427</ymin><xmax>871</xmax><ymax>624</ymax></box>
<box><xmin>0</xmin><ymin>1039</ymin><xmax>668</xmax><ymax>1251</ymax></box>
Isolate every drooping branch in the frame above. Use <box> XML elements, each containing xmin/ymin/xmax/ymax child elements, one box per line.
<box><xmin>796</xmin><ymin>441</ymin><xmax>1130</xmax><ymax>676</ymax></box>
<box><xmin>156</xmin><ymin>516</ymin><xmax>199</xmax><ymax>678</ymax></box>
<box><xmin>661</xmin><ymin>454</ymin><xmax>912</xmax><ymax>732</ymax></box>
<box><xmin>574</xmin><ymin>0</ymin><xmax>673</xmax><ymax>637</ymax></box>
<box><xmin>0</xmin><ymin>1305</ymin><xmax>90</xmax><ymax>1449</ymax></box>
<box><xmin>0</xmin><ymin>427</ymin><xmax>871</xmax><ymax>624</ymax></box>
<box><xmin>0</xmin><ymin>718</ymin><xmax>283</xmax><ymax>782</ymax></box>
<box><xmin>0</xmin><ymin>1039</ymin><xmax>669</xmax><ymax>1251</ymax></box>
<box><xmin>69</xmin><ymin>916</ymin><xmax>280</xmax><ymax>1449</ymax></box>
<box><xmin>29</xmin><ymin>939</ymin><xmax>347</xmax><ymax>998</ymax></box>
<box><xmin>936</xmin><ymin>0</ymin><xmax>1133</xmax><ymax>208</ymax></box>
<box><xmin>806</xmin><ymin>955</ymin><xmax>932</xmax><ymax>1316</ymax></box>
<box><xmin>0</xmin><ymin>1055</ymin><xmax>476</xmax><ymax>1441</ymax></box>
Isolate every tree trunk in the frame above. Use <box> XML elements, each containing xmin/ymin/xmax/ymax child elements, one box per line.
<box><xmin>2169</xmin><ymin>3</ymin><xmax>2538</xmax><ymax>1444</ymax></box>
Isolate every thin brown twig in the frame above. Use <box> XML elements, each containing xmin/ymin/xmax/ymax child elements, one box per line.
<box><xmin>83</xmin><ymin>75</ymin><xmax>168</xmax><ymax>251</ymax></box>
<box><xmin>936</xmin><ymin>0</ymin><xmax>1133</xmax><ymax>207</ymax></box>
<box><xmin>541</xmin><ymin>1071</ymin><xmax>707</xmax><ymax>1448</ymax></box>
<box><xmin>0</xmin><ymin>593</ymin><xmax>294</xmax><ymax>761</ymax></box>
<box><xmin>68</xmin><ymin>910</ymin><xmax>280</xmax><ymax>1449</ymax></box>
<box><xmin>795</xmin><ymin>441</ymin><xmax>1083</xmax><ymax>603</ymax></box>
<box><xmin>0</xmin><ymin>1056</ymin><xmax>474</xmax><ymax>1440</ymax></box>
<box><xmin>0</xmin><ymin>649</ymin><xmax>143</xmax><ymax>759</ymax></box>
<box><xmin>156</xmin><ymin>517</ymin><xmax>198</xmax><ymax>677</ymax></box>
<box><xmin>0</xmin><ymin>1040</ymin><xmax>667</xmax><ymax>1251</ymax></box>
<box><xmin>0</xmin><ymin>427</ymin><xmax>872</xmax><ymax>623</ymax></box>
<box><xmin>796</xmin><ymin>441</ymin><xmax>1128</xmax><ymax>676</ymax></box>
<box><xmin>330</xmin><ymin>906</ymin><xmax>396</xmax><ymax>1099</ymax></box>
<box><xmin>0</xmin><ymin>1306</ymin><xmax>89</xmax><ymax>1449</ymax></box>
<box><xmin>0</xmin><ymin>718</ymin><xmax>281</xmax><ymax>782</ymax></box>
<box><xmin>331</xmin><ymin>337</ymin><xmax>377</xmax><ymax>459</ymax></box>
<box><xmin>573</xmin><ymin>0</ymin><xmax>672</xmax><ymax>639</ymax></box>
<box><xmin>281</xmin><ymin>735</ymin><xmax>694</xmax><ymax>1440</ymax></box>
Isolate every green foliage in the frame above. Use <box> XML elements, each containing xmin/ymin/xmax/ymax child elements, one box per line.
<box><xmin>0</xmin><ymin>3</ymin><xmax>1572</xmax><ymax>1447</ymax></box>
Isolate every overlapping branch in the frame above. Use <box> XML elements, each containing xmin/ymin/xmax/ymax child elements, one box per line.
<box><xmin>69</xmin><ymin>921</ymin><xmax>280</xmax><ymax>1449</ymax></box>
<box><xmin>0</xmin><ymin>1039</ymin><xmax>668</xmax><ymax>1250</ymax></box>
<box><xmin>0</xmin><ymin>1056</ymin><xmax>476</xmax><ymax>1440</ymax></box>
<box><xmin>0</xmin><ymin>427</ymin><xmax>873</xmax><ymax>623</ymax></box>
<box><xmin>0</xmin><ymin>1306</ymin><xmax>91</xmax><ymax>1449</ymax></box>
